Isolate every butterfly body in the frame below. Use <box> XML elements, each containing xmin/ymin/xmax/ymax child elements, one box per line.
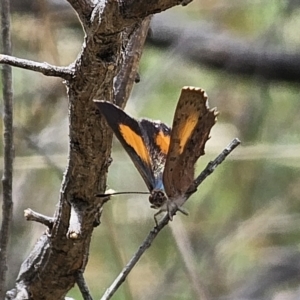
<box><xmin>95</xmin><ymin>86</ymin><xmax>217</xmax><ymax>221</ymax></box>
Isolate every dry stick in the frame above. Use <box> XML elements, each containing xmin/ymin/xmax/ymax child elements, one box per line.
<box><xmin>0</xmin><ymin>54</ymin><xmax>73</xmax><ymax>80</ymax></box>
<box><xmin>0</xmin><ymin>0</ymin><xmax>13</xmax><ymax>297</ymax></box>
<box><xmin>100</xmin><ymin>138</ymin><xmax>241</xmax><ymax>300</ymax></box>
<box><xmin>24</xmin><ymin>209</ymin><xmax>54</xmax><ymax>229</ymax></box>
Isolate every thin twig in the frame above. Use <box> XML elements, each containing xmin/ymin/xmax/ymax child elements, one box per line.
<box><xmin>24</xmin><ymin>209</ymin><xmax>54</xmax><ymax>229</ymax></box>
<box><xmin>0</xmin><ymin>54</ymin><xmax>74</xmax><ymax>80</ymax></box>
<box><xmin>100</xmin><ymin>138</ymin><xmax>241</xmax><ymax>300</ymax></box>
<box><xmin>75</xmin><ymin>271</ymin><xmax>93</xmax><ymax>300</ymax></box>
<box><xmin>0</xmin><ymin>0</ymin><xmax>14</xmax><ymax>297</ymax></box>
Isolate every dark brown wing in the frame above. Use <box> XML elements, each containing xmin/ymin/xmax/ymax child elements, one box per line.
<box><xmin>94</xmin><ymin>100</ymin><xmax>155</xmax><ymax>191</ymax></box>
<box><xmin>94</xmin><ymin>100</ymin><xmax>171</xmax><ymax>192</ymax></box>
<box><xmin>163</xmin><ymin>86</ymin><xmax>218</xmax><ymax>198</ymax></box>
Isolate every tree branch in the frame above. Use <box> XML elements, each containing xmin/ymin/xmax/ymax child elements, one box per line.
<box><xmin>24</xmin><ymin>209</ymin><xmax>54</xmax><ymax>229</ymax></box>
<box><xmin>0</xmin><ymin>54</ymin><xmax>74</xmax><ymax>80</ymax></box>
<box><xmin>148</xmin><ymin>12</ymin><xmax>300</xmax><ymax>83</ymax></box>
<box><xmin>101</xmin><ymin>138</ymin><xmax>240</xmax><ymax>300</ymax></box>
<box><xmin>0</xmin><ymin>0</ymin><xmax>14</xmax><ymax>297</ymax></box>
<box><xmin>121</xmin><ymin>0</ymin><xmax>192</xmax><ymax>19</ymax></box>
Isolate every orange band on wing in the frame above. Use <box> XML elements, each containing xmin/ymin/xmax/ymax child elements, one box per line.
<box><xmin>119</xmin><ymin>124</ymin><xmax>151</xmax><ymax>165</ymax></box>
<box><xmin>155</xmin><ymin>131</ymin><xmax>170</xmax><ymax>155</ymax></box>
<box><xmin>178</xmin><ymin>113</ymin><xmax>198</xmax><ymax>154</ymax></box>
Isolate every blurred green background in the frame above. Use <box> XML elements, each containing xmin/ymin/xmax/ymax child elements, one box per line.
<box><xmin>1</xmin><ymin>0</ymin><xmax>300</xmax><ymax>299</ymax></box>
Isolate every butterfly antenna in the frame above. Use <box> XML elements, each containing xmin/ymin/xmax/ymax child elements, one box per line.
<box><xmin>96</xmin><ymin>191</ymin><xmax>150</xmax><ymax>197</ymax></box>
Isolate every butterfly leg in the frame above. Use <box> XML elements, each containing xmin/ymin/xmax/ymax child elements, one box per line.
<box><xmin>154</xmin><ymin>203</ymin><xmax>189</xmax><ymax>226</ymax></box>
<box><xmin>167</xmin><ymin>201</ymin><xmax>189</xmax><ymax>221</ymax></box>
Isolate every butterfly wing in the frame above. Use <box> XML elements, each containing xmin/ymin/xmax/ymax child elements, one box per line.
<box><xmin>140</xmin><ymin>119</ymin><xmax>171</xmax><ymax>190</ymax></box>
<box><xmin>94</xmin><ymin>100</ymin><xmax>156</xmax><ymax>191</ymax></box>
<box><xmin>163</xmin><ymin>87</ymin><xmax>218</xmax><ymax>198</ymax></box>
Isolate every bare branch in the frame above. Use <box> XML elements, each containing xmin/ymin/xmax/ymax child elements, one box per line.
<box><xmin>100</xmin><ymin>138</ymin><xmax>240</xmax><ymax>300</ymax></box>
<box><xmin>0</xmin><ymin>0</ymin><xmax>14</xmax><ymax>297</ymax></box>
<box><xmin>24</xmin><ymin>209</ymin><xmax>54</xmax><ymax>229</ymax></box>
<box><xmin>0</xmin><ymin>54</ymin><xmax>74</xmax><ymax>80</ymax></box>
<box><xmin>121</xmin><ymin>0</ymin><xmax>192</xmax><ymax>19</ymax></box>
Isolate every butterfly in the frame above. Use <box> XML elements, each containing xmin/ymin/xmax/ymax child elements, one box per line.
<box><xmin>94</xmin><ymin>86</ymin><xmax>218</xmax><ymax>223</ymax></box>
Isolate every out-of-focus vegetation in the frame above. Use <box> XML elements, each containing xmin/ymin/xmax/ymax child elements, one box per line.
<box><xmin>1</xmin><ymin>0</ymin><xmax>300</xmax><ymax>299</ymax></box>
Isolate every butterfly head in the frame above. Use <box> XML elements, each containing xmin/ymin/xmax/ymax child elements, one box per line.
<box><xmin>149</xmin><ymin>189</ymin><xmax>168</xmax><ymax>210</ymax></box>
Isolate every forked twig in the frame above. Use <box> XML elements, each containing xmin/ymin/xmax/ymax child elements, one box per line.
<box><xmin>100</xmin><ymin>138</ymin><xmax>241</xmax><ymax>300</ymax></box>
